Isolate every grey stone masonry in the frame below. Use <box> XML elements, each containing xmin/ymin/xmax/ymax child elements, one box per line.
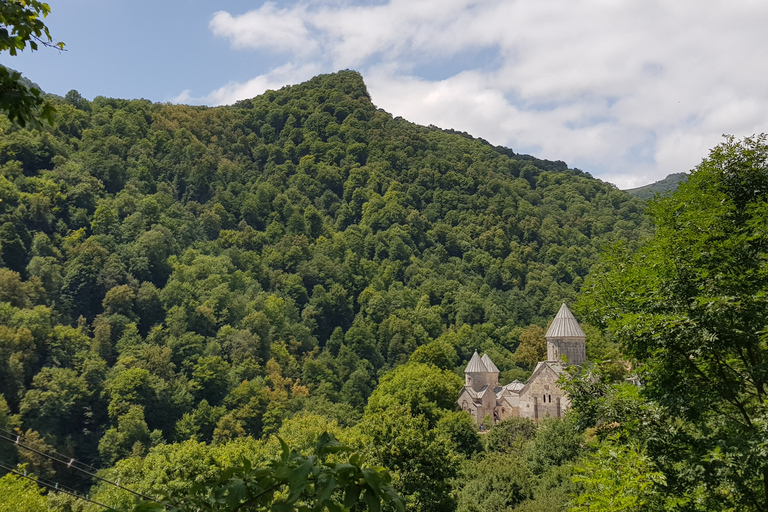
<box><xmin>545</xmin><ymin>303</ymin><xmax>586</xmax><ymax>365</ymax></box>
<box><xmin>458</xmin><ymin>302</ymin><xmax>586</xmax><ymax>423</ymax></box>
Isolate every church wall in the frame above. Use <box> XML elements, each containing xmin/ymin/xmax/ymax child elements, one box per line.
<box><xmin>465</xmin><ymin>371</ymin><xmax>498</xmax><ymax>391</ymax></box>
<box><xmin>519</xmin><ymin>367</ymin><xmax>567</xmax><ymax>420</ymax></box>
<box><xmin>547</xmin><ymin>337</ymin><xmax>586</xmax><ymax>365</ymax></box>
<box><xmin>497</xmin><ymin>399</ymin><xmax>519</xmax><ymax>420</ymax></box>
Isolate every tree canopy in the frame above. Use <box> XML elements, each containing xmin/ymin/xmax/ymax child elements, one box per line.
<box><xmin>0</xmin><ymin>69</ymin><xmax>653</xmax><ymax>511</ymax></box>
<box><xmin>0</xmin><ymin>0</ymin><xmax>64</xmax><ymax>126</ymax></box>
<box><xmin>579</xmin><ymin>134</ymin><xmax>768</xmax><ymax>510</ymax></box>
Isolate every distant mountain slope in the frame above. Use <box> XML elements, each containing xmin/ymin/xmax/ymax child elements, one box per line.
<box><xmin>624</xmin><ymin>172</ymin><xmax>688</xmax><ymax>199</ymax></box>
<box><xmin>0</xmin><ymin>70</ymin><xmax>650</xmax><ymax>473</ymax></box>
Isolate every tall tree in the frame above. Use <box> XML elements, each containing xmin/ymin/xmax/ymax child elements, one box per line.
<box><xmin>582</xmin><ymin>134</ymin><xmax>768</xmax><ymax>510</ymax></box>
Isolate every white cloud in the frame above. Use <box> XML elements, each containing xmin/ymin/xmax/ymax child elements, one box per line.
<box><xmin>184</xmin><ymin>0</ymin><xmax>768</xmax><ymax>188</ymax></box>
<box><xmin>209</xmin><ymin>4</ymin><xmax>318</xmax><ymax>57</ymax></box>
<box><xmin>171</xmin><ymin>63</ymin><xmax>322</xmax><ymax>106</ymax></box>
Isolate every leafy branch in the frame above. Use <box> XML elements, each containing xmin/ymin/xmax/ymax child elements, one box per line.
<box><xmin>111</xmin><ymin>433</ymin><xmax>405</xmax><ymax>512</ymax></box>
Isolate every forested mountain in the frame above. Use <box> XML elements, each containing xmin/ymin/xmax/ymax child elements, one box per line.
<box><xmin>624</xmin><ymin>172</ymin><xmax>688</xmax><ymax>199</ymax></box>
<box><xmin>0</xmin><ymin>70</ymin><xmax>650</xmax><ymax>510</ymax></box>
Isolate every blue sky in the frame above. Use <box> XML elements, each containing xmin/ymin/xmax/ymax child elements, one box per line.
<box><xmin>3</xmin><ymin>0</ymin><xmax>767</xmax><ymax>189</ymax></box>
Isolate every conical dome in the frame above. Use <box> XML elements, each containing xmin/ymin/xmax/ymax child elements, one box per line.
<box><xmin>545</xmin><ymin>303</ymin><xmax>586</xmax><ymax>338</ymax></box>
<box><xmin>465</xmin><ymin>351</ymin><xmax>488</xmax><ymax>373</ymax></box>
<box><xmin>481</xmin><ymin>354</ymin><xmax>500</xmax><ymax>373</ymax></box>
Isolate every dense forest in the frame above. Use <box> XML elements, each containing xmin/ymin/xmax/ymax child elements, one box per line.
<box><xmin>0</xmin><ymin>69</ymin><xmax>660</xmax><ymax>510</ymax></box>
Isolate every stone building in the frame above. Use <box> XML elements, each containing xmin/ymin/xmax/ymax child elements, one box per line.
<box><xmin>457</xmin><ymin>303</ymin><xmax>586</xmax><ymax>423</ymax></box>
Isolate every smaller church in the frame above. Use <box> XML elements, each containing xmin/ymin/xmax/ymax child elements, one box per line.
<box><xmin>457</xmin><ymin>303</ymin><xmax>586</xmax><ymax>423</ymax></box>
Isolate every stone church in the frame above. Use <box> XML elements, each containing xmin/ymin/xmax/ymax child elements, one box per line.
<box><xmin>457</xmin><ymin>303</ymin><xmax>586</xmax><ymax>423</ymax></box>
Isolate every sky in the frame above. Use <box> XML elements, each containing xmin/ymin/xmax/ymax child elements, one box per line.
<box><xmin>3</xmin><ymin>0</ymin><xmax>767</xmax><ymax>189</ymax></box>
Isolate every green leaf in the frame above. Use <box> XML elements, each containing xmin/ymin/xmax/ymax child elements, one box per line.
<box><xmin>316</xmin><ymin>432</ymin><xmax>352</xmax><ymax>458</ymax></box>
<box><xmin>343</xmin><ymin>484</ymin><xmax>361</xmax><ymax>509</ymax></box>
<box><xmin>272</xmin><ymin>501</ymin><xmax>295</xmax><ymax>512</ymax></box>
<box><xmin>361</xmin><ymin>489</ymin><xmax>381</xmax><ymax>512</ymax></box>
<box><xmin>277</xmin><ymin>436</ymin><xmax>291</xmax><ymax>463</ymax></box>
<box><xmin>360</xmin><ymin>468</ymin><xmax>381</xmax><ymax>491</ymax></box>
<box><xmin>314</xmin><ymin>472</ymin><xmax>337</xmax><ymax>504</ymax></box>
<box><xmin>225</xmin><ymin>479</ymin><xmax>249</xmax><ymax>508</ymax></box>
<box><xmin>132</xmin><ymin>502</ymin><xmax>166</xmax><ymax>512</ymax></box>
<box><xmin>288</xmin><ymin>457</ymin><xmax>315</xmax><ymax>502</ymax></box>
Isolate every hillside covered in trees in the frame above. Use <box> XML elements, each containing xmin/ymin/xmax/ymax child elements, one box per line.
<box><xmin>0</xmin><ymin>70</ymin><xmax>651</xmax><ymax>510</ymax></box>
<box><xmin>624</xmin><ymin>172</ymin><xmax>688</xmax><ymax>199</ymax></box>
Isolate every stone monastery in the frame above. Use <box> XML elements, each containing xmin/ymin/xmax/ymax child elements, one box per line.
<box><xmin>457</xmin><ymin>303</ymin><xmax>586</xmax><ymax>423</ymax></box>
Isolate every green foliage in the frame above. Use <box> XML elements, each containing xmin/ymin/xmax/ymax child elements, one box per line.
<box><xmin>525</xmin><ymin>417</ymin><xmax>584</xmax><ymax>475</ymax></box>
<box><xmin>456</xmin><ymin>423</ymin><xmax>583</xmax><ymax>512</ymax></box>
<box><xmin>0</xmin><ymin>0</ymin><xmax>64</xmax><ymax>127</ymax></box>
<box><xmin>360</xmin><ymin>406</ymin><xmax>458</xmax><ymax>512</ymax></box>
<box><xmin>455</xmin><ymin>453</ymin><xmax>533</xmax><ymax>512</ymax></box>
<box><xmin>484</xmin><ymin>417</ymin><xmax>537</xmax><ymax>454</ymax></box>
<box><xmin>408</xmin><ymin>339</ymin><xmax>458</xmax><ymax>370</ymax></box>
<box><xmin>512</xmin><ymin>325</ymin><xmax>546</xmax><ymax>370</ymax></box>
<box><xmin>580</xmin><ymin>134</ymin><xmax>768</xmax><ymax>510</ymax></box>
<box><xmin>435</xmin><ymin>411</ymin><xmax>482</xmax><ymax>457</ymax></box>
<box><xmin>560</xmin><ymin>362</ymin><xmax>635</xmax><ymax>434</ymax></box>
<box><xmin>0</xmin><ymin>69</ymin><xmax>650</xmax><ymax>504</ymax></box>
<box><xmin>98</xmin><ymin>405</ymin><xmax>152</xmax><ymax>464</ymax></box>
<box><xmin>109</xmin><ymin>433</ymin><xmax>404</xmax><ymax>512</ymax></box>
<box><xmin>365</xmin><ymin>362</ymin><xmax>462</xmax><ymax>427</ymax></box>
<box><xmin>570</xmin><ymin>439</ymin><xmax>675</xmax><ymax>512</ymax></box>
<box><xmin>0</xmin><ymin>469</ymin><xmax>48</xmax><ymax>511</ymax></box>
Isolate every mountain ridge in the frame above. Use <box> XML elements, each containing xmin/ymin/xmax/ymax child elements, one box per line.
<box><xmin>0</xmin><ymin>70</ymin><xmax>647</xmax><ymax>500</ymax></box>
<box><xmin>624</xmin><ymin>172</ymin><xmax>688</xmax><ymax>199</ymax></box>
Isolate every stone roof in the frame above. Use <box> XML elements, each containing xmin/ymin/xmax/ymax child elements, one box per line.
<box><xmin>465</xmin><ymin>351</ymin><xmax>488</xmax><ymax>373</ymax></box>
<box><xmin>545</xmin><ymin>303</ymin><xmax>586</xmax><ymax>338</ymax></box>
<box><xmin>481</xmin><ymin>354</ymin><xmax>500</xmax><ymax>373</ymax></box>
<box><xmin>504</xmin><ymin>380</ymin><xmax>525</xmax><ymax>393</ymax></box>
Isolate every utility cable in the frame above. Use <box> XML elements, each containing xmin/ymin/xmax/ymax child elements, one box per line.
<box><xmin>0</xmin><ymin>460</ymin><xmax>110</xmax><ymax>508</ymax></box>
<box><xmin>0</xmin><ymin>427</ymin><xmax>102</xmax><ymax>473</ymax></box>
<box><xmin>0</xmin><ymin>429</ymin><xmax>155</xmax><ymax>502</ymax></box>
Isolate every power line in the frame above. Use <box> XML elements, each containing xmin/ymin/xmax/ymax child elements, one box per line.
<box><xmin>0</xmin><ymin>429</ymin><xmax>155</xmax><ymax>502</ymax></box>
<box><xmin>0</xmin><ymin>460</ymin><xmax>110</xmax><ymax>509</ymax></box>
<box><xmin>0</xmin><ymin>427</ymin><xmax>102</xmax><ymax>474</ymax></box>
<box><xmin>0</xmin><ymin>427</ymin><xmax>101</xmax><ymax>474</ymax></box>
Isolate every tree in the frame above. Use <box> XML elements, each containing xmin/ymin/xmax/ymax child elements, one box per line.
<box><xmin>365</xmin><ymin>362</ymin><xmax>463</xmax><ymax>427</ymax></box>
<box><xmin>484</xmin><ymin>417</ymin><xmax>537</xmax><ymax>454</ymax></box>
<box><xmin>98</xmin><ymin>405</ymin><xmax>152</xmax><ymax>464</ymax></box>
<box><xmin>361</xmin><ymin>406</ymin><xmax>457</xmax><ymax>512</ymax></box>
<box><xmin>0</xmin><ymin>0</ymin><xmax>65</xmax><ymax>126</ymax></box>
<box><xmin>582</xmin><ymin>134</ymin><xmax>768</xmax><ymax>510</ymax></box>
<box><xmin>571</xmin><ymin>439</ymin><xmax>674</xmax><ymax>512</ymax></box>
<box><xmin>524</xmin><ymin>417</ymin><xmax>583</xmax><ymax>475</ymax></box>
<box><xmin>455</xmin><ymin>453</ymin><xmax>533</xmax><ymax>512</ymax></box>
<box><xmin>512</xmin><ymin>325</ymin><xmax>546</xmax><ymax>370</ymax></box>
<box><xmin>435</xmin><ymin>410</ymin><xmax>482</xmax><ymax>457</ymax></box>
<box><xmin>19</xmin><ymin>366</ymin><xmax>91</xmax><ymax>440</ymax></box>
<box><xmin>0</xmin><ymin>470</ymin><xmax>48</xmax><ymax>512</ymax></box>
<box><xmin>109</xmin><ymin>433</ymin><xmax>404</xmax><ymax>512</ymax></box>
<box><xmin>409</xmin><ymin>339</ymin><xmax>458</xmax><ymax>370</ymax></box>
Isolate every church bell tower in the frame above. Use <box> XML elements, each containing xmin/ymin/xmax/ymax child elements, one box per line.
<box><xmin>545</xmin><ymin>303</ymin><xmax>586</xmax><ymax>365</ymax></box>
